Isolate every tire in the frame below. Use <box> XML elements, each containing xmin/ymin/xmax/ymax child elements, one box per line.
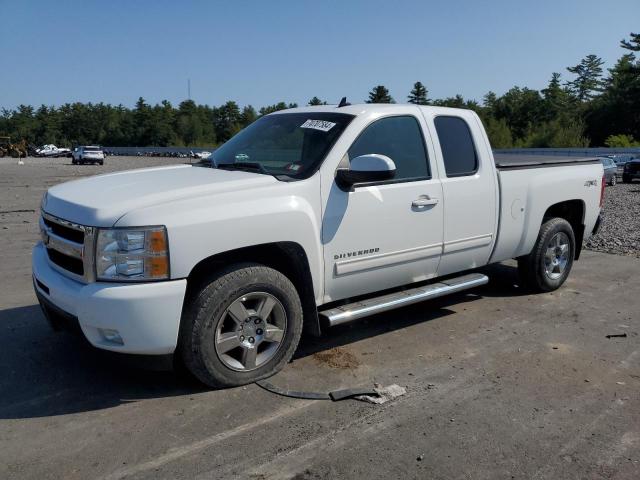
<box><xmin>179</xmin><ymin>263</ymin><xmax>303</xmax><ymax>388</ymax></box>
<box><xmin>623</xmin><ymin>175</ymin><xmax>631</xmax><ymax>183</ymax></box>
<box><xmin>518</xmin><ymin>217</ymin><xmax>575</xmax><ymax>293</ymax></box>
<box><xmin>609</xmin><ymin>175</ymin><xmax>616</xmax><ymax>186</ymax></box>
<box><xmin>99</xmin><ymin>160</ymin><xmax>104</xmax><ymax>165</ymax></box>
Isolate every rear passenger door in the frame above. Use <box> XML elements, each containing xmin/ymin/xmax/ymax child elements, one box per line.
<box><xmin>426</xmin><ymin>112</ymin><xmax>498</xmax><ymax>276</ymax></box>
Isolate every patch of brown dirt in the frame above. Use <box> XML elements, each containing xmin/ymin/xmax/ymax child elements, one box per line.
<box><xmin>312</xmin><ymin>347</ymin><xmax>360</xmax><ymax>369</ymax></box>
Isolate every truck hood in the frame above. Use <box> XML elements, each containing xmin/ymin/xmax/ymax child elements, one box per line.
<box><xmin>43</xmin><ymin>164</ymin><xmax>278</xmax><ymax>226</ymax></box>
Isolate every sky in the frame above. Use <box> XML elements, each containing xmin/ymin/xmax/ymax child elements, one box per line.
<box><xmin>1</xmin><ymin>0</ymin><xmax>639</xmax><ymax>110</ymax></box>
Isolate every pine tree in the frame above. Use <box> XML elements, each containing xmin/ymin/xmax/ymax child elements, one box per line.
<box><xmin>483</xmin><ymin>91</ymin><xmax>498</xmax><ymax>111</ymax></box>
<box><xmin>566</xmin><ymin>54</ymin><xmax>605</xmax><ymax>101</ymax></box>
<box><xmin>620</xmin><ymin>32</ymin><xmax>640</xmax><ymax>51</ymax></box>
<box><xmin>541</xmin><ymin>72</ymin><xmax>574</xmax><ymax>120</ymax></box>
<box><xmin>366</xmin><ymin>85</ymin><xmax>394</xmax><ymax>103</ymax></box>
<box><xmin>590</xmin><ymin>52</ymin><xmax>640</xmax><ymax>143</ymax></box>
<box><xmin>215</xmin><ymin>101</ymin><xmax>242</xmax><ymax>142</ymax></box>
<box><xmin>308</xmin><ymin>96</ymin><xmax>327</xmax><ymax>106</ymax></box>
<box><xmin>407</xmin><ymin>82</ymin><xmax>429</xmax><ymax>105</ymax></box>
<box><xmin>240</xmin><ymin>105</ymin><xmax>257</xmax><ymax>127</ymax></box>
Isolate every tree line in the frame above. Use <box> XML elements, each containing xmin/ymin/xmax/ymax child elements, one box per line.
<box><xmin>1</xmin><ymin>32</ymin><xmax>638</xmax><ymax>149</ymax></box>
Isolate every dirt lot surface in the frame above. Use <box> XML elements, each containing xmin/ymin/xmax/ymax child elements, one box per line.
<box><xmin>1</xmin><ymin>157</ymin><xmax>639</xmax><ymax>479</ymax></box>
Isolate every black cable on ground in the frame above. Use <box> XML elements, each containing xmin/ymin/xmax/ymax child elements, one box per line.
<box><xmin>255</xmin><ymin>380</ymin><xmax>377</xmax><ymax>401</ymax></box>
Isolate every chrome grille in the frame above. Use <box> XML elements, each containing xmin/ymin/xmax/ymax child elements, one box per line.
<box><xmin>40</xmin><ymin>212</ymin><xmax>96</xmax><ymax>283</ymax></box>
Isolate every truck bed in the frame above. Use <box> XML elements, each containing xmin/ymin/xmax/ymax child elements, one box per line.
<box><xmin>494</xmin><ymin>153</ymin><xmax>600</xmax><ymax>170</ymax></box>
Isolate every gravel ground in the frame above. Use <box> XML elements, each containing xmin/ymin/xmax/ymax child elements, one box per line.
<box><xmin>586</xmin><ymin>182</ymin><xmax>640</xmax><ymax>257</ymax></box>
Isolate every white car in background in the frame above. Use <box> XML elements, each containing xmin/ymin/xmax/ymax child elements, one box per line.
<box><xmin>192</xmin><ymin>150</ymin><xmax>212</xmax><ymax>160</ymax></box>
<box><xmin>36</xmin><ymin>144</ymin><xmax>72</xmax><ymax>158</ymax></box>
<box><xmin>72</xmin><ymin>146</ymin><xmax>105</xmax><ymax>165</ymax></box>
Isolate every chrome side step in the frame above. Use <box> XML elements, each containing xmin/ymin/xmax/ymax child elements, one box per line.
<box><xmin>319</xmin><ymin>273</ymin><xmax>489</xmax><ymax>327</ymax></box>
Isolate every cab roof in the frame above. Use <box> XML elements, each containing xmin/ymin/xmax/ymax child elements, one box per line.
<box><xmin>271</xmin><ymin>103</ymin><xmax>475</xmax><ymax>117</ymax></box>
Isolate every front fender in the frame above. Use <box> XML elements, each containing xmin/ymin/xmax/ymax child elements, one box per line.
<box><xmin>115</xmin><ymin>176</ymin><xmax>324</xmax><ymax>303</ymax></box>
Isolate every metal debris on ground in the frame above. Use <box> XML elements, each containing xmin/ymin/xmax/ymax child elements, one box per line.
<box><xmin>355</xmin><ymin>383</ymin><xmax>407</xmax><ymax>405</ymax></box>
<box><xmin>606</xmin><ymin>333</ymin><xmax>628</xmax><ymax>338</ymax></box>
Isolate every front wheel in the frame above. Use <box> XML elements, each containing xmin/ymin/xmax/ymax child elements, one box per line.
<box><xmin>179</xmin><ymin>263</ymin><xmax>303</xmax><ymax>388</ymax></box>
<box><xmin>518</xmin><ymin>217</ymin><xmax>575</xmax><ymax>292</ymax></box>
<box><xmin>609</xmin><ymin>175</ymin><xmax>617</xmax><ymax>186</ymax></box>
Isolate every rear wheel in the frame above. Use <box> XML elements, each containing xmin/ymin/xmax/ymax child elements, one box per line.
<box><xmin>179</xmin><ymin>263</ymin><xmax>303</xmax><ymax>388</ymax></box>
<box><xmin>609</xmin><ymin>175</ymin><xmax>617</xmax><ymax>186</ymax></box>
<box><xmin>518</xmin><ymin>217</ymin><xmax>575</xmax><ymax>292</ymax></box>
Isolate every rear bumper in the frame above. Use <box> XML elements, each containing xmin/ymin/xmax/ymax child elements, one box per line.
<box><xmin>32</xmin><ymin>242</ymin><xmax>187</xmax><ymax>355</ymax></box>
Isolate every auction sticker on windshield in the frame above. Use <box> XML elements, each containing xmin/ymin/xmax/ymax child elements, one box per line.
<box><xmin>300</xmin><ymin>119</ymin><xmax>336</xmax><ymax>132</ymax></box>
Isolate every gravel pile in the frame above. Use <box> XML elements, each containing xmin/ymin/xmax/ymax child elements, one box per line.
<box><xmin>586</xmin><ymin>182</ymin><xmax>640</xmax><ymax>257</ymax></box>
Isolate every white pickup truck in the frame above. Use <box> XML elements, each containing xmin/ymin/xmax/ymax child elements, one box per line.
<box><xmin>33</xmin><ymin>104</ymin><xmax>604</xmax><ymax>387</ymax></box>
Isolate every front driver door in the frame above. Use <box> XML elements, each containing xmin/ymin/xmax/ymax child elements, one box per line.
<box><xmin>321</xmin><ymin>114</ymin><xmax>443</xmax><ymax>303</ymax></box>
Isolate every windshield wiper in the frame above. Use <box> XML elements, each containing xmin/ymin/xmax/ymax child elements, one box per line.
<box><xmin>217</xmin><ymin>161</ymin><xmax>270</xmax><ymax>175</ymax></box>
<box><xmin>193</xmin><ymin>159</ymin><xmax>214</xmax><ymax>168</ymax></box>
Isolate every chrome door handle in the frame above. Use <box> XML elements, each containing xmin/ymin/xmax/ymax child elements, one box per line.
<box><xmin>412</xmin><ymin>196</ymin><xmax>439</xmax><ymax>207</ymax></box>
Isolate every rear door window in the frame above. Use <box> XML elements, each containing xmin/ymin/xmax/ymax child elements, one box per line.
<box><xmin>434</xmin><ymin>116</ymin><xmax>478</xmax><ymax>177</ymax></box>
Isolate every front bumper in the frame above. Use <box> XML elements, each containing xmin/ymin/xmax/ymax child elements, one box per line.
<box><xmin>32</xmin><ymin>243</ymin><xmax>187</xmax><ymax>354</ymax></box>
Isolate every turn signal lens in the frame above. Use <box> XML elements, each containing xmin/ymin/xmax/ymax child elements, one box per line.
<box><xmin>148</xmin><ymin>230</ymin><xmax>167</xmax><ymax>253</ymax></box>
<box><xmin>147</xmin><ymin>256</ymin><xmax>169</xmax><ymax>278</ymax></box>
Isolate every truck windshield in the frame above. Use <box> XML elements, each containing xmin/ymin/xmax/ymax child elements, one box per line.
<box><xmin>209</xmin><ymin>112</ymin><xmax>354</xmax><ymax>179</ymax></box>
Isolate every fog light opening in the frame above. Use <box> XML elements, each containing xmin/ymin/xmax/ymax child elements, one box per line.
<box><xmin>98</xmin><ymin>328</ymin><xmax>124</xmax><ymax>345</ymax></box>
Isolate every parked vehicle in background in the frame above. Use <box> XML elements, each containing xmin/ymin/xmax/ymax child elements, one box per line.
<box><xmin>622</xmin><ymin>158</ymin><xmax>640</xmax><ymax>183</ymax></box>
<box><xmin>36</xmin><ymin>144</ymin><xmax>72</xmax><ymax>158</ymax></box>
<box><xmin>33</xmin><ymin>103</ymin><xmax>604</xmax><ymax>388</ymax></box>
<box><xmin>192</xmin><ymin>150</ymin><xmax>212</xmax><ymax>160</ymax></box>
<box><xmin>609</xmin><ymin>154</ymin><xmax>635</xmax><ymax>165</ymax></box>
<box><xmin>72</xmin><ymin>146</ymin><xmax>105</xmax><ymax>165</ymax></box>
<box><xmin>599</xmin><ymin>157</ymin><xmax>618</xmax><ymax>186</ymax></box>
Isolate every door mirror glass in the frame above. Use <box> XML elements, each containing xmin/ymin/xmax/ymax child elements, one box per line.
<box><xmin>336</xmin><ymin>154</ymin><xmax>396</xmax><ymax>188</ymax></box>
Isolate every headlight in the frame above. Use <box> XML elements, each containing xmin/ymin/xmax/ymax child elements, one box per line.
<box><xmin>96</xmin><ymin>226</ymin><xmax>169</xmax><ymax>281</ymax></box>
